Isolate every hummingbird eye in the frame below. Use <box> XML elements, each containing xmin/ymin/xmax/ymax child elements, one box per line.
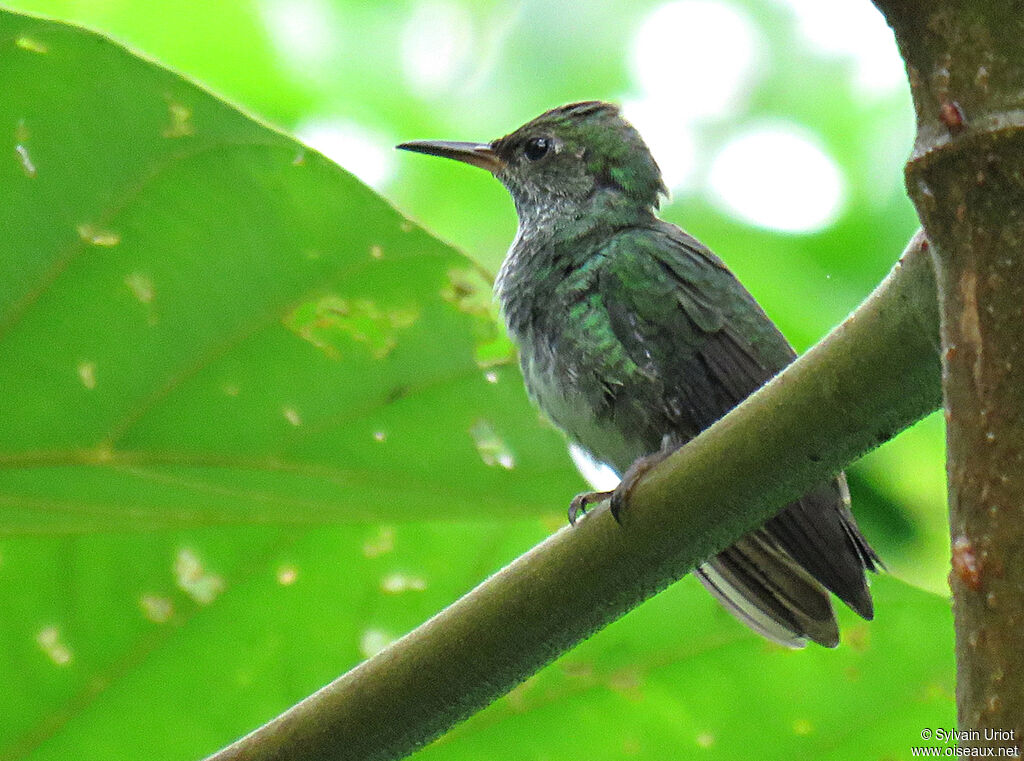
<box><xmin>523</xmin><ymin>137</ymin><xmax>551</xmax><ymax>161</ymax></box>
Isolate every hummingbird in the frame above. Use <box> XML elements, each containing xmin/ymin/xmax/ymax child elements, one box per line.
<box><xmin>398</xmin><ymin>101</ymin><xmax>880</xmax><ymax>647</ymax></box>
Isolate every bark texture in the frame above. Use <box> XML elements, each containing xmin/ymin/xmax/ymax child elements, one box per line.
<box><xmin>873</xmin><ymin>0</ymin><xmax>1024</xmax><ymax>748</ymax></box>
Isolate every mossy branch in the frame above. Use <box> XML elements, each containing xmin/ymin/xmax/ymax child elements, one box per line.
<box><xmin>204</xmin><ymin>233</ymin><xmax>939</xmax><ymax>761</ymax></box>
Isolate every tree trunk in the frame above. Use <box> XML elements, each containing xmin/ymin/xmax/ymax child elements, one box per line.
<box><xmin>873</xmin><ymin>0</ymin><xmax>1024</xmax><ymax>749</ymax></box>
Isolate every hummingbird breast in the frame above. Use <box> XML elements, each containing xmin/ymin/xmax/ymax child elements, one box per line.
<box><xmin>516</xmin><ymin>319</ymin><xmax>660</xmax><ymax>475</ymax></box>
<box><xmin>496</xmin><ymin>228</ymin><xmax>670</xmax><ymax>474</ymax></box>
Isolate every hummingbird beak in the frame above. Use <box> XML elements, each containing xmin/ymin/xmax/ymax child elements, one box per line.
<box><xmin>396</xmin><ymin>140</ymin><xmax>504</xmax><ymax>173</ymax></box>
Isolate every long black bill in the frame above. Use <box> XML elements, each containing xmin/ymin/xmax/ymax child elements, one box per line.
<box><xmin>395</xmin><ymin>140</ymin><xmax>504</xmax><ymax>172</ymax></box>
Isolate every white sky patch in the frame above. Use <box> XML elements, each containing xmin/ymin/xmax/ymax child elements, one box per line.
<box><xmin>261</xmin><ymin>0</ymin><xmax>340</xmax><ymax>77</ymax></box>
<box><xmin>401</xmin><ymin>0</ymin><xmax>474</xmax><ymax>96</ymax></box>
<box><xmin>771</xmin><ymin>0</ymin><xmax>905</xmax><ymax>94</ymax></box>
<box><xmin>707</xmin><ymin>124</ymin><xmax>845</xmax><ymax>234</ymax></box>
<box><xmin>569</xmin><ymin>443</ymin><xmax>620</xmax><ymax>492</ymax></box>
<box><xmin>629</xmin><ymin>1</ymin><xmax>762</xmax><ymax>122</ymax></box>
<box><xmin>296</xmin><ymin>119</ymin><xmax>395</xmax><ymax>189</ymax></box>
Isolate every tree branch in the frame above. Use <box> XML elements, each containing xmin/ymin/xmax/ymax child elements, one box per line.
<box><xmin>872</xmin><ymin>0</ymin><xmax>1024</xmax><ymax>747</ymax></box>
<box><xmin>203</xmin><ymin>232</ymin><xmax>939</xmax><ymax>761</ymax></box>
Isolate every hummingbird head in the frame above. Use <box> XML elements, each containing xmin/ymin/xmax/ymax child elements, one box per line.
<box><xmin>398</xmin><ymin>101</ymin><xmax>667</xmax><ymax>223</ymax></box>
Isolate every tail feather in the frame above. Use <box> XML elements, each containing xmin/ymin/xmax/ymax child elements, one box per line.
<box><xmin>763</xmin><ymin>476</ymin><xmax>878</xmax><ymax>620</ymax></box>
<box><xmin>697</xmin><ymin>475</ymin><xmax>879</xmax><ymax>648</ymax></box>
<box><xmin>696</xmin><ymin>563</ymin><xmax>810</xmax><ymax>648</ymax></box>
<box><xmin>697</xmin><ymin>531</ymin><xmax>840</xmax><ymax>648</ymax></box>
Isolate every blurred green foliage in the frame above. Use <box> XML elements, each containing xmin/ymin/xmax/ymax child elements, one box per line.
<box><xmin>0</xmin><ymin>2</ymin><xmax>952</xmax><ymax>760</ymax></box>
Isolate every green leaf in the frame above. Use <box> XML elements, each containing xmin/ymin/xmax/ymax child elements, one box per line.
<box><xmin>0</xmin><ymin>521</ymin><xmax>953</xmax><ymax>761</ymax></box>
<box><xmin>0</xmin><ymin>520</ymin><xmax>552</xmax><ymax>760</ymax></box>
<box><xmin>0</xmin><ymin>9</ymin><xmax>584</xmax><ymax>533</ymax></box>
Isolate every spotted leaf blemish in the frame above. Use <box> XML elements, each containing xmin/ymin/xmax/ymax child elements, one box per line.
<box><xmin>14</xmin><ymin>121</ymin><xmax>36</xmax><ymax>178</ymax></box>
<box><xmin>140</xmin><ymin>594</ymin><xmax>174</xmax><ymax>623</ymax></box>
<box><xmin>442</xmin><ymin>268</ymin><xmax>514</xmax><ymax>367</ymax></box>
<box><xmin>469</xmin><ymin>419</ymin><xmax>515</xmax><ymax>469</ymax></box>
<box><xmin>77</xmin><ymin>361</ymin><xmax>97</xmax><ymax>389</ymax></box>
<box><xmin>36</xmin><ymin>626</ymin><xmax>73</xmax><ymax>665</ymax></box>
<box><xmin>15</xmin><ymin>35</ymin><xmax>48</xmax><ymax>54</ymax></box>
<box><xmin>442</xmin><ymin>267</ymin><xmax>492</xmax><ymax>316</ymax></box>
<box><xmin>282</xmin><ymin>406</ymin><xmax>302</xmax><ymax>426</ymax></box>
<box><xmin>380</xmin><ymin>572</ymin><xmax>427</xmax><ymax>593</ymax></box>
<box><xmin>163</xmin><ymin>97</ymin><xmax>194</xmax><ymax>138</ymax></box>
<box><xmin>284</xmin><ymin>295</ymin><xmax>418</xmax><ymax>360</ymax></box>
<box><xmin>77</xmin><ymin>224</ymin><xmax>120</xmax><ymax>247</ymax></box>
<box><xmin>174</xmin><ymin>547</ymin><xmax>224</xmax><ymax>605</ymax></box>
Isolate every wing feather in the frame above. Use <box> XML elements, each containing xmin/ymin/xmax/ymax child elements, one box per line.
<box><xmin>595</xmin><ymin>223</ymin><xmax>878</xmax><ymax>644</ymax></box>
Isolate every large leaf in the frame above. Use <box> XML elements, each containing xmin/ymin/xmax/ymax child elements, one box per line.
<box><xmin>0</xmin><ymin>9</ymin><xmax>583</xmax><ymax>533</ymax></box>
<box><xmin>1</xmin><ymin>518</ymin><xmax>954</xmax><ymax>761</ymax></box>
<box><xmin>0</xmin><ymin>10</ymin><xmax>955</xmax><ymax>761</ymax></box>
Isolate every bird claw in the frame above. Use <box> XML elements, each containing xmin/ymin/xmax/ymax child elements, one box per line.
<box><xmin>566</xmin><ymin>480</ymin><xmax>638</xmax><ymax>526</ymax></box>
<box><xmin>568</xmin><ymin>490</ymin><xmax>612</xmax><ymax>525</ymax></box>
<box><xmin>568</xmin><ymin>439</ymin><xmax>678</xmax><ymax>526</ymax></box>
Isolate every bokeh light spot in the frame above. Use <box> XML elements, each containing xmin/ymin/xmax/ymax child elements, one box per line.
<box><xmin>401</xmin><ymin>0</ymin><xmax>474</xmax><ymax>95</ymax></box>
<box><xmin>359</xmin><ymin>628</ymin><xmax>395</xmax><ymax>658</ymax></box>
<box><xmin>771</xmin><ymin>0</ymin><xmax>904</xmax><ymax>94</ymax></box>
<box><xmin>261</xmin><ymin>0</ymin><xmax>340</xmax><ymax>75</ymax></box>
<box><xmin>629</xmin><ymin>1</ymin><xmax>762</xmax><ymax>122</ymax></box>
<box><xmin>621</xmin><ymin>100</ymin><xmax>698</xmax><ymax>192</ymax></box>
<box><xmin>296</xmin><ymin>119</ymin><xmax>395</xmax><ymax>189</ymax></box>
<box><xmin>707</xmin><ymin>124</ymin><xmax>845</xmax><ymax>233</ymax></box>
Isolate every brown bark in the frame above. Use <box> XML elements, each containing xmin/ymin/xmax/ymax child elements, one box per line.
<box><xmin>873</xmin><ymin>0</ymin><xmax>1024</xmax><ymax>748</ymax></box>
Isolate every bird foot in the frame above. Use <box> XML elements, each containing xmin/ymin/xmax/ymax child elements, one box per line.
<box><xmin>568</xmin><ymin>490</ymin><xmax>612</xmax><ymax>525</ymax></box>
<box><xmin>608</xmin><ymin>447</ymin><xmax>673</xmax><ymax>523</ymax></box>
<box><xmin>568</xmin><ymin>439</ymin><xmax>676</xmax><ymax>526</ymax></box>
